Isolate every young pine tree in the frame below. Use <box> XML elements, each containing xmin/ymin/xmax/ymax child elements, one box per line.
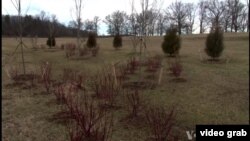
<box><xmin>46</xmin><ymin>36</ymin><xmax>56</xmax><ymax>48</ymax></box>
<box><xmin>161</xmin><ymin>28</ymin><xmax>181</xmax><ymax>57</ymax></box>
<box><xmin>205</xmin><ymin>27</ymin><xmax>224</xmax><ymax>61</ymax></box>
<box><xmin>113</xmin><ymin>34</ymin><xmax>122</xmax><ymax>49</ymax></box>
<box><xmin>86</xmin><ymin>32</ymin><xmax>97</xmax><ymax>48</ymax></box>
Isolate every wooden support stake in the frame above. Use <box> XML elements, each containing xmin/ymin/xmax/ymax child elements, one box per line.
<box><xmin>158</xmin><ymin>67</ymin><xmax>163</xmax><ymax>85</ymax></box>
<box><xmin>112</xmin><ymin>62</ymin><xmax>117</xmax><ymax>86</ymax></box>
<box><xmin>199</xmin><ymin>49</ymin><xmax>203</xmax><ymax>61</ymax></box>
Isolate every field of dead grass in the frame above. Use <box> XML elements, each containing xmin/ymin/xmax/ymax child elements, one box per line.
<box><xmin>2</xmin><ymin>32</ymin><xmax>249</xmax><ymax>141</ymax></box>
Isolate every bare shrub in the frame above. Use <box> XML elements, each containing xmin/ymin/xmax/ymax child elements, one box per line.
<box><xmin>145</xmin><ymin>106</ymin><xmax>176</xmax><ymax>141</ymax></box>
<box><xmin>52</xmin><ymin>68</ymin><xmax>86</xmax><ymax>104</ymax></box>
<box><xmin>4</xmin><ymin>65</ymin><xmax>19</xmax><ymax>81</ymax></box>
<box><xmin>54</xmin><ymin>89</ymin><xmax>113</xmax><ymax>141</ymax></box>
<box><xmin>40</xmin><ymin>61</ymin><xmax>52</xmax><ymax>93</ymax></box>
<box><xmin>91</xmin><ymin>112</ymin><xmax>113</xmax><ymax>141</ymax></box>
<box><xmin>65</xmin><ymin>94</ymin><xmax>113</xmax><ymax>141</ymax></box>
<box><xmin>125</xmin><ymin>57</ymin><xmax>139</xmax><ymax>74</ymax></box>
<box><xmin>130</xmin><ymin>57</ymin><xmax>139</xmax><ymax>70</ymax></box>
<box><xmin>91</xmin><ymin>45</ymin><xmax>100</xmax><ymax>57</ymax></box>
<box><xmin>65</xmin><ymin>43</ymin><xmax>76</xmax><ymax>58</ymax></box>
<box><xmin>29</xmin><ymin>71</ymin><xmax>36</xmax><ymax>87</ymax></box>
<box><xmin>125</xmin><ymin>88</ymin><xmax>144</xmax><ymax>118</ymax></box>
<box><xmin>4</xmin><ymin>63</ymin><xmax>39</xmax><ymax>88</ymax></box>
<box><xmin>145</xmin><ymin>58</ymin><xmax>158</xmax><ymax>73</ymax></box>
<box><xmin>91</xmin><ymin>67</ymin><xmax>122</xmax><ymax>108</ymax></box>
<box><xmin>68</xmin><ymin>121</ymin><xmax>84</xmax><ymax>141</ymax></box>
<box><xmin>152</xmin><ymin>55</ymin><xmax>162</xmax><ymax>68</ymax></box>
<box><xmin>62</xmin><ymin>68</ymin><xmax>85</xmax><ymax>90</ymax></box>
<box><xmin>145</xmin><ymin>56</ymin><xmax>162</xmax><ymax>73</ymax></box>
<box><xmin>53</xmin><ymin>84</ymin><xmax>67</xmax><ymax>104</ymax></box>
<box><xmin>168</xmin><ymin>61</ymin><xmax>182</xmax><ymax>78</ymax></box>
<box><xmin>115</xmin><ymin>63</ymin><xmax>129</xmax><ymax>84</ymax></box>
<box><xmin>52</xmin><ymin>82</ymin><xmax>84</xmax><ymax>122</ymax></box>
<box><xmin>79</xmin><ymin>47</ymin><xmax>89</xmax><ymax>56</ymax></box>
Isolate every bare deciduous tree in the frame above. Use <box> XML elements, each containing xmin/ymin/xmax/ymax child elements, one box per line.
<box><xmin>185</xmin><ymin>3</ymin><xmax>196</xmax><ymax>34</ymax></box>
<box><xmin>156</xmin><ymin>12</ymin><xmax>167</xmax><ymax>36</ymax></box>
<box><xmin>48</xmin><ymin>14</ymin><xmax>57</xmax><ymax>47</ymax></box>
<box><xmin>83</xmin><ymin>19</ymin><xmax>95</xmax><ymax>32</ymax></box>
<box><xmin>39</xmin><ymin>10</ymin><xmax>47</xmax><ymax>21</ymax></box>
<box><xmin>10</xmin><ymin>0</ymin><xmax>27</xmax><ymax>74</ymax></box>
<box><xmin>128</xmin><ymin>0</ymin><xmax>140</xmax><ymax>52</ymax></box>
<box><xmin>247</xmin><ymin>0</ymin><xmax>249</xmax><ymax>32</ymax></box>
<box><xmin>166</xmin><ymin>0</ymin><xmax>188</xmax><ymax>35</ymax></box>
<box><xmin>104</xmin><ymin>11</ymin><xmax>128</xmax><ymax>35</ymax></box>
<box><xmin>222</xmin><ymin>0</ymin><xmax>232</xmax><ymax>32</ymax></box>
<box><xmin>198</xmin><ymin>0</ymin><xmax>208</xmax><ymax>33</ymax></box>
<box><xmin>138</xmin><ymin>0</ymin><xmax>162</xmax><ymax>50</ymax></box>
<box><xmin>72</xmin><ymin>0</ymin><xmax>84</xmax><ymax>50</ymax></box>
<box><xmin>219</xmin><ymin>0</ymin><xmax>247</xmax><ymax>32</ymax></box>
<box><xmin>146</xmin><ymin>9</ymin><xmax>159</xmax><ymax>36</ymax></box>
<box><xmin>205</xmin><ymin>0</ymin><xmax>226</xmax><ymax>29</ymax></box>
<box><xmin>237</xmin><ymin>6</ymin><xmax>248</xmax><ymax>32</ymax></box>
<box><xmin>93</xmin><ymin>16</ymin><xmax>100</xmax><ymax>34</ymax></box>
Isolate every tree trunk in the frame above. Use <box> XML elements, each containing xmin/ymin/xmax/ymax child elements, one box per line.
<box><xmin>178</xmin><ymin>21</ymin><xmax>181</xmax><ymax>35</ymax></box>
<box><xmin>200</xmin><ymin>20</ymin><xmax>203</xmax><ymax>34</ymax></box>
<box><xmin>18</xmin><ymin>1</ymin><xmax>26</xmax><ymax>74</ymax></box>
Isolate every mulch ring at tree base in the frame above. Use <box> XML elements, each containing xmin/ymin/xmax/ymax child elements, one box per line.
<box><xmin>122</xmin><ymin>81</ymin><xmax>157</xmax><ymax>90</ymax></box>
<box><xmin>43</xmin><ymin>48</ymin><xmax>61</xmax><ymax>52</ymax></box>
<box><xmin>145</xmin><ymin>74</ymin><xmax>156</xmax><ymax>80</ymax></box>
<box><xmin>14</xmin><ymin>74</ymin><xmax>40</xmax><ymax>81</ymax></box>
<box><xmin>116</xmin><ymin>75</ymin><xmax>130</xmax><ymax>82</ymax></box>
<box><xmin>169</xmin><ymin>78</ymin><xmax>187</xmax><ymax>83</ymax></box>
<box><xmin>4</xmin><ymin>74</ymin><xmax>40</xmax><ymax>89</ymax></box>
<box><xmin>201</xmin><ymin>58</ymin><xmax>228</xmax><ymax>64</ymax></box>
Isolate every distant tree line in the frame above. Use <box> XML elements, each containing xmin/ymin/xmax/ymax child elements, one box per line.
<box><xmin>2</xmin><ymin>11</ymin><xmax>89</xmax><ymax>37</ymax></box>
<box><xmin>2</xmin><ymin>0</ymin><xmax>249</xmax><ymax>37</ymax></box>
<box><xmin>103</xmin><ymin>0</ymin><xmax>249</xmax><ymax>36</ymax></box>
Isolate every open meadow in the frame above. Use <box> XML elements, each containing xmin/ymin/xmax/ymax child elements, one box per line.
<box><xmin>2</xmin><ymin>33</ymin><xmax>249</xmax><ymax>141</ymax></box>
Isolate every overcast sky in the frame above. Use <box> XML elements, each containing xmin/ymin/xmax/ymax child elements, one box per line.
<box><xmin>2</xmin><ymin>0</ymin><xmax>246</xmax><ymax>34</ymax></box>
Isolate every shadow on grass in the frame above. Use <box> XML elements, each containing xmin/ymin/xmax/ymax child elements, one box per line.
<box><xmin>119</xmin><ymin>114</ymin><xmax>147</xmax><ymax>129</ymax></box>
<box><xmin>47</xmin><ymin>110</ymin><xmax>72</xmax><ymax>125</ymax></box>
<box><xmin>122</xmin><ymin>81</ymin><xmax>157</xmax><ymax>90</ymax></box>
<box><xmin>169</xmin><ymin>78</ymin><xmax>187</xmax><ymax>83</ymax></box>
<box><xmin>201</xmin><ymin>58</ymin><xmax>229</xmax><ymax>64</ymax></box>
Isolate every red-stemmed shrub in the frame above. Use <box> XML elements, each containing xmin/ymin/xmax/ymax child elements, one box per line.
<box><xmin>65</xmin><ymin>43</ymin><xmax>76</xmax><ymax>58</ymax></box>
<box><xmin>91</xmin><ymin>45</ymin><xmax>100</xmax><ymax>57</ymax></box>
<box><xmin>145</xmin><ymin>106</ymin><xmax>176</xmax><ymax>141</ymax></box>
<box><xmin>65</xmin><ymin>94</ymin><xmax>113</xmax><ymax>141</ymax></box>
<box><xmin>91</xmin><ymin>67</ymin><xmax>121</xmax><ymax>108</ymax></box>
<box><xmin>145</xmin><ymin>56</ymin><xmax>162</xmax><ymax>73</ymax></box>
<box><xmin>125</xmin><ymin>88</ymin><xmax>144</xmax><ymax>118</ymax></box>
<box><xmin>53</xmin><ymin>84</ymin><xmax>67</xmax><ymax>104</ymax></box>
<box><xmin>169</xmin><ymin>61</ymin><xmax>182</xmax><ymax>78</ymax></box>
<box><xmin>4</xmin><ymin>65</ymin><xmax>19</xmax><ymax>82</ymax></box>
<box><xmin>125</xmin><ymin>57</ymin><xmax>139</xmax><ymax>75</ymax></box>
<box><xmin>62</xmin><ymin>68</ymin><xmax>85</xmax><ymax>90</ymax></box>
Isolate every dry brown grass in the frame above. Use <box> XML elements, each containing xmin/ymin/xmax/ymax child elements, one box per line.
<box><xmin>2</xmin><ymin>33</ymin><xmax>249</xmax><ymax>140</ymax></box>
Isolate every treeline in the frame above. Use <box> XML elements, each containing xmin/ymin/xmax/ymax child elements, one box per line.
<box><xmin>102</xmin><ymin>0</ymin><xmax>249</xmax><ymax>36</ymax></box>
<box><xmin>2</xmin><ymin>0</ymin><xmax>249</xmax><ymax>37</ymax></box>
<box><xmin>2</xmin><ymin>14</ymin><xmax>89</xmax><ymax>37</ymax></box>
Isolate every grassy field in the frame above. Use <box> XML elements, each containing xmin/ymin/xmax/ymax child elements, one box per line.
<box><xmin>2</xmin><ymin>33</ymin><xmax>249</xmax><ymax>141</ymax></box>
